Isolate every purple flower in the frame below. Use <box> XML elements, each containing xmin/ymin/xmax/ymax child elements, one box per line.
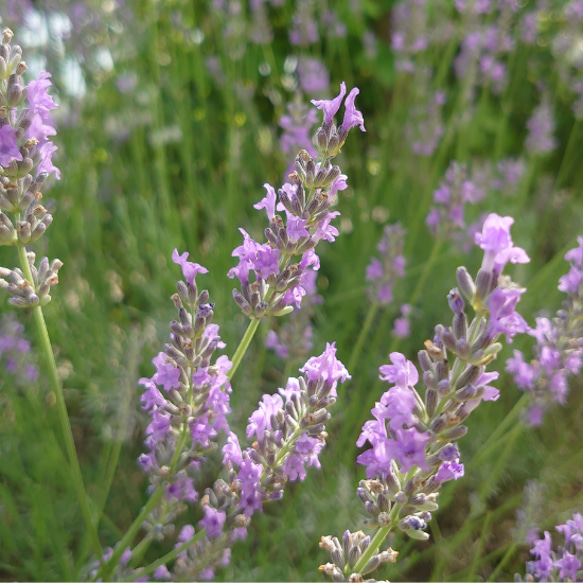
<box><xmin>153</xmin><ymin>565</ymin><xmax>171</xmax><ymax>580</ymax></box>
<box><xmin>297</xmin><ymin>57</ymin><xmax>330</xmax><ymax>94</ymax></box>
<box><xmin>229</xmin><ymin>228</ymin><xmax>280</xmax><ymax>285</ymax></box>
<box><xmin>152</xmin><ymin>352</ymin><xmax>181</xmax><ymax>391</ymax></box>
<box><xmin>253</xmin><ymin>184</ymin><xmax>277</xmax><ymax>221</ymax></box>
<box><xmin>172</xmin><ymin>249</ymin><xmax>208</xmax><ymax>286</ymax></box>
<box><xmin>393</xmin><ymin>303</ymin><xmax>412</xmax><ymax>338</ymax></box>
<box><xmin>556</xmin><ymin>551</ymin><xmax>581</xmax><ymax>580</ymax></box>
<box><xmin>505</xmin><ymin>350</ymin><xmax>536</xmax><ymax>389</ymax></box>
<box><xmin>435</xmin><ymin>460</ymin><xmax>465</xmax><ymax>483</ymax></box>
<box><xmin>238</xmin><ymin>457</ymin><xmax>264</xmax><ymax>517</ymax></box>
<box><xmin>524</xmin><ymin>514</ymin><xmax>583</xmax><ymax>581</ymax></box>
<box><xmin>486</xmin><ymin>286</ymin><xmax>529</xmax><ymax>343</ymax></box>
<box><xmin>199</xmin><ymin>506</ymin><xmax>226</xmax><ymax>539</ymax></box>
<box><xmin>366</xmin><ymin>223</ymin><xmax>407</xmax><ymax>305</ymax></box>
<box><xmin>525</xmin><ymin>101</ymin><xmax>557</xmax><ymax>155</ymax></box>
<box><xmin>379</xmin><ymin>352</ymin><xmax>419</xmax><ymax>388</ymax></box>
<box><xmin>26</xmin><ymin>71</ymin><xmax>58</xmax><ymax>118</ymax></box>
<box><xmin>299</xmin><ymin>342</ymin><xmax>350</xmax><ymax>391</ymax></box>
<box><xmin>312</xmin><ymin>82</ymin><xmax>347</xmax><ymax>123</ymax></box>
<box><xmin>558</xmin><ymin>236</ymin><xmax>583</xmax><ymax>294</ymax></box>
<box><xmin>246</xmin><ymin>393</ymin><xmax>284</xmax><ymax>442</ymax></box>
<box><xmin>223</xmin><ymin>431</ymin><xmax>243</xmax><ymax>467</ymax></box>
<box><xmin>339</xmin><ymin>88</ymin><xmax>366</xmax><ymax>133</ymax></box>
<box><xmin>379</xmin><ymin>385</ymin><xmax>417</xmax><ymax>430</ymax></box>
<box><xmin>0</xmin><ymin>124</ymin><xmax>23</xmax><ymax>167</ymax></box>
<box><xmin>389</xmin><ymin>428</ymin><xmax>431</xmax><ymax>473</ymax></box>
<box><xmin>475</xmin><ymin>213</ymin><xmax>530</xmax><ymax>275</ymax></box>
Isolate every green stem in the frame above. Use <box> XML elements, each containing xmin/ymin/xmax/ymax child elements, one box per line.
<box><xmin>97</xmin><ymin>428</ymin><xmax>190</xmax><ymax>581</ymax></box>
<box><xmin>347</xmin><ymin>302</ymin><xmax>379</xmax><ymax>374</ymax></box>
<box><xmin>228</xmin><ymin>317</ymin><xmax>261</xmax><ymax>381</ymax></box>
<box><xmin>554</xmin><ymin>119</ymin><xmax>581</xmax><ymax>191</ymax></box>
<box><xmin>127</xmin><ymin>529</ymin><xmax>207</xmax><ymax>581</ymax></box>
<box><xmin>350</xmin><ymin>525</ymin><xmax>391</xmax><ymax>576</ymax></box>
<box><xmin>16</xmin><ymin>243</ymin><xmax>103</xmax><ymax>564</ymax></box>
<box><xmin>408</xmin><ymin>239</ymin><xmax>443</xmax><ymax>309</ymax></box>
<box><xmin>487</xmin><ymin>541</ymin><xmax>517</xmax><ymax>582</ymax></box>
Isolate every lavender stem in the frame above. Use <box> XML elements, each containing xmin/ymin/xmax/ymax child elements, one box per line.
<box><xmin>16</xmin><ymin>241</ymin><xmax>104</xmax><ymax>563</ymax></box>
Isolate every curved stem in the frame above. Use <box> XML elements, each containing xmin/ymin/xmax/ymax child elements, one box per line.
<box><xmin>350</xmin><ymin>525</ymin><xmax>391</xmax><ymax>577</ymax></box>
<box><xmin>97</xmin><ymin>427</ymin><xmax>190</xmax><ymax>580</ymax></box>
<box><xmin>347</xmin><ymin>302</ymin><xmax>379</xmax><ymax>374</ymax></box>
<box><xmin>228</xmin><ymin>317</ymin><xmax>261</xmax><ymax>381</ymax></box>
<box><xmin>127</xmin><ymin>529</ymin><xmax>207</xmax><ymax>581</ymax></box>
<box><xmin>16</xmin><ymin>243</ymin><xmax>103</xmax><ymax>564</ymax></box>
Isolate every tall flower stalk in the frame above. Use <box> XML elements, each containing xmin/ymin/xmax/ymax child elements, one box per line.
<box><xmin>97</xmin><ymin>81</ymin><xmax>365</xmax><ymax>579</ymax></box>
<box><xmin>319</xmin><ymin>213</ymin><xmax>530</xmax><ymax>581</ymax></box>
<box><xmin>228</xmin><ymin>81</ymin><xmax>365</xmax><ymax>378</ymax></box>
<box><xmin>0</xmin><ymin>28</ymin><xmax>102</xmax><ymax>560</ymax></box>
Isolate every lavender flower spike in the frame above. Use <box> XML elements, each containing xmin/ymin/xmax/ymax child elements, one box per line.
<box><xmin>138</xmin><ymin>250</ymin><xmax>233</xmax><ymax>543</ymax></box>
<box><xmin>0</xmin><ymin>28</ymin><xmax>62</xmax><ymax>307</ymax></box>
<box><xmin>229</xmin><ymin>83</ymin><xmax>364</xmax><ymax>320</ymax></box>
<box><xmin>518</xmin><ymin>513</ymin><xmax>583</xmax><ymax>581</ymax></box>
<box><xmin>162</xmin><ymin>344</ymin><xmax>350</xmax><ymax>579</ymax></box>
<box><xmin>320</xmin><ymin>214</ymin><xmax>529</xmax><ymax>581</ymax></box>
<box><xmin>366</xmin><ymin>223</ymin><xmax>407</xmax><ymax>305</ymax></box>
<box><xmin>506</xmin><ymin>236</ymin><xmax>583</xmax><ymax>425</ymax></box>
<box><xmin>312</xmin><ymin>81</ymin><xmax>366</xmax><ymax>157</ymax></box>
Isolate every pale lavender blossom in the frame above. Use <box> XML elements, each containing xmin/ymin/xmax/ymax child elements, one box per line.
<box><xmin>321</xmin><ymin>214</ymin><xmax>529</xmax><ymax>580</ymax></box>
<box><xmin>520</xmin><ymin>513</ymin><xmax>583</xmax><ymax>582</ymax></box>
<box><xmin>0</xmin><ymin>314</ymin><xmax>39</xmax><ymax>385</ymax></box>
<box><xmin>138</xmin><ymin>252</ymin><xmax>233</xmax><ymax>539</ymax></box>
<box><xmin>230</xmin><ymin>83</ymin><xmax>364</xmax><ymax>319</ymax></box>
<box><xmin>506</xmin><ymin>236</ymin><xmax>583</xmax><ymax>425</ymax></box>
<box><xmin>525</xmin><ymin>100</ymin><xmax>558</xmax><ymax>155</ymax></box>
<box><xmin>426</xmin><ymin>162</ymin><xmax>486</xmax><ymax>240</ymax></box>
<box><xmin>407</xmin><ymin>91</ymin><xmax>447</xmax><ymax>157</ymax></box>
<box><xmin>391</xmin><ymin>0</ymin><xmax>430</xmax><ymax>72</ymax></box>
<box><xmin>266</xmin><ymin>269</ymin><xmax>321</xmax><ymax>363</ymax></box>
<box><xmin>0</xmin><ymin>29</ymin><xmax>62</xmax><ymax>307</ymax></box>
<box><xmin>366</xmin><ymin>223</ymin><xmax>407</xmax><ymax>305</ymax></box>
<box><xmin>392</xmin><ymin>304</ymin><xmax>412</xmax><ymax>338</ymax></box>
<box><xmin>297</xmin><ymin>57</ymin><xmax>330</xmax><ymax>94</ymax></box>
<box><xmin>289</xmin><ymin>0</ymin><xmax>319</xmax><ymax>46</ymax></box>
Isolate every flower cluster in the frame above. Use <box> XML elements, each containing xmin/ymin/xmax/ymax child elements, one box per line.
<box><xmin>223</xmin><ymin>342</ymin><xmax>350</xmax><ymax>514</ymax></box>
<box><xmin>506</xmin><ymin>236</ymin><xmax>583</xmax><ymax>425</ymax></box>
<box><xmin>391</xmin><ymin>0</ymin><xmax>431</xmax><ymax>73</ymax></box>
<box><xmin>151</xmin><ymin>343</ymin><xmax>350</xmax><ymax>580</ymax></box>
<box><xmin>137</xmin><ymin>249</ymin><xmax>233</xmax><ymax>540</ymax></box>
<box><xmin>229</xmin><ymin>82</ymin><xmax>365</xmax><ymax>320</ymax></box>
<box><xmin>525</xmin><ymin>97</ymin><xmax>558</xmax><ymax>156</ymax></box>
<box><xmin>365</xmin><ymin>223</ymin><xmax>407</xmax><ymax>305</ymax></box>
<box><xmin>0</xmin><ymin>28</ymin><xmax>62</xmax><ymax>307</ymax></box>
<box><xmin>454</xmin><ymin>2</ymin><xmax>519</xmax><ymax>95</ymax></box>
<box><xmin>519</xmin><ymin>513</ymin><xmax>583</xmax><ymax>582</ymax></box>
<box><xmin>426</xmin><ymin>161</ymin><xmax>486</xmax><ymax>240</ymax></box>
<box><xmin>406</xmin><ymin>90</ymin><xmax>447</xmax><ymax>157</ymax></box>
<box><xmin>392</xmin><ymin>303</ymin><xmax>412</xmax><ymax>339</ymax></box>
<box><xmin>266</xmin><ymin>268</ymin><xmax>322</xmax><ymax>362</ymax></box>
<box><xmin>320</xmin><ymin>213</ymin><xmax>530</xmax><ymax>580</ymax></box>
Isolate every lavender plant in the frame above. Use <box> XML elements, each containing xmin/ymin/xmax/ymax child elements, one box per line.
<box><xmin>94</xmin><ymin>81</ymin><xmax>365</xmax><ymax>580</ymax></box>
<box><xmin>320</xmin><ymin>213</ymin><xmax>531</xmax><ymax>581</ymax></box>
<box><xmin>506</xmin><ymin>236</ymin><xmax>583</xmax><ymax>425</ymax></box>
<box><xmin>0</xmin><ymin>27</ymin><xmax>103</xmax><ymax>561</ymax></box>
<box><xmin>518</xmin><ymin>513</ymin><xmax>583</xmax><ymax>582</ymax></box>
